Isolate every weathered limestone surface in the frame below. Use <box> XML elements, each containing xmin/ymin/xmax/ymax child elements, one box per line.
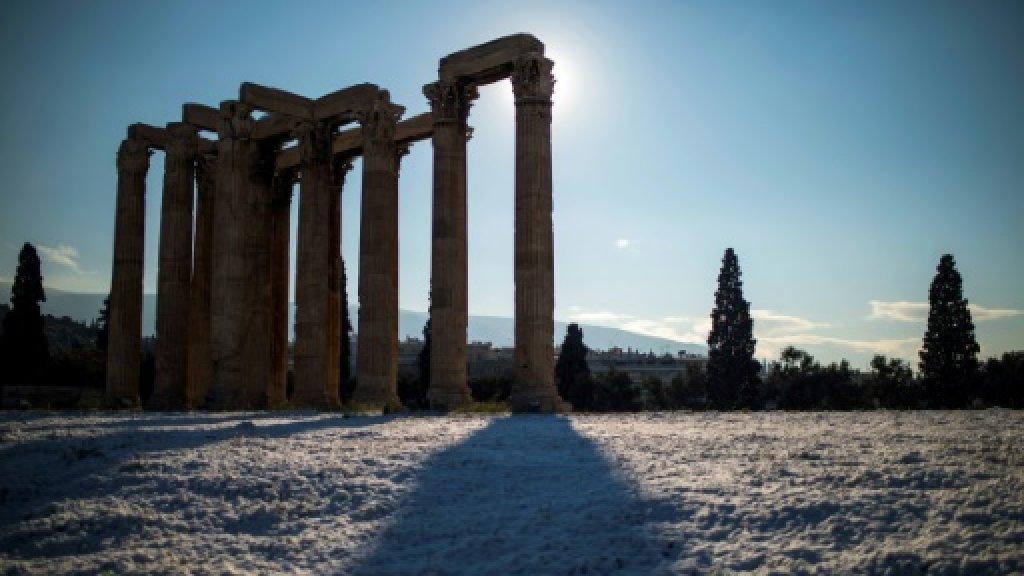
<box><xmin>186</xmin><ymin>152</ymin><xmax>215</xmax><ymax>408</ymax></box>
<box><xmin>245</xmin><ymin>139</ymin><xmax>278</xmax><ymax>407</ymax></box>
<box><xmin>293</xmin><ymin>120</ymin><xmax>341</xmax><ymax>408</ymax></box>
<box><xmin>106</xmin><ymin>138</ymin><xmax>150</xmax><ymax>407</ymax></box>
<box><xmin>270</xmin><ymin>169</ymin><xmax>294</xmax><ymax>408</ymax></box>
<box><xmin>354</xmin><ymin>97</ymin><xmax>404</xmax><ymax>408</ymax></box>
<box><xmin>424</xmin><ymin>80</ymin><xmax>477</xmax><ymax>409</ymax></box>
<box><xmin>511</xmin><ymin>54</ymin><xmax>561</xmax><ymax>411</ymax></box>
<box><xmin>209</xmin><ymin>101</ymin><xmax>263</xmax><ymax>408</ymax></box>
<box><xmin>151</xmin><ymin>123</ymin><xmax>198</xmax><ymax>409</ymax></box>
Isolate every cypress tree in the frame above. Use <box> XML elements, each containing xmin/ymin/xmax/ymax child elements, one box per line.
<box><xmin>706</xmin><ymin>248</ymin><xmax>760</xmax><ymax>409</ymax></box>
<box><xmin>339</xmin><ymin>259</ymin><xmax>354</xmax><ymax>403</ymax></box>
<box><xmin>555</xmin><ymin>323</ymin><xmax>592</xmax><ymax>410</ymax></box>
<box><xmin>1</xmin><ymin>243</ymin><xmax>50</xmax><ymax>385</ymax></box>
<box><xmin>919</xmin><ymin>254</ymin><xmax>979</xmax><ymax>408</ymax></box>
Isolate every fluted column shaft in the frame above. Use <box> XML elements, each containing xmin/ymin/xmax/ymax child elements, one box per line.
<box><xmin>424</xmin><ymin>81</ymin><xmax>476</xmax><ymax>409</ymax></box>
<box><xmin>354</xmin><ymin>100</ymin><xmax>404</xmax><ymax>408</ymax></box>
<box><xmin>106</xmin><ymin>138</ymin><xmax>150</xmax><ymax>407</ymax></box>
<box><xmin>208</xmin><ymin>104</ymin><xmax>260</xmax><ymax>407</ymax></box>
<box><xmin>511</xmin><ymin>54</ymin><xmax>561</xmax><ymax>411</ymax></box>
<box><xmin>186</xmin><ymin>152</ymin><xmax>215</xmax><ymax>408</ymax></box>
<box><xmin>152</xmin><ymin>123</ymin><xmax>197</xmax><ymax>409</ymax></box>
<box><xmin>270</xmin><ymin>170</ymin><xmax>295</xmax><ymax>407</ymax></box>
<box><xmin>293</xmin><ymin>121</ymin><xmax>341</xmax><ymax>408</ymax></box>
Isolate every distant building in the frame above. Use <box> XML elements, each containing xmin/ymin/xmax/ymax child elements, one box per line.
<box><xmin>586</xmin><ymin>347</ymin><xmax>706</xmax><ymax>384</ymax></box>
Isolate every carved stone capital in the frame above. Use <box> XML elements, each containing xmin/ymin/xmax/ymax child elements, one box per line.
<box><xmin>164</xmin><ymin>122</ymin><xmax>198</xmax><ymax>168</ymax></box>
<box><xmin>330</xmin><ymin>155</ymin><xmax>355</xmax><ymax>191</ymax></box>
<box><xmin>218</xmin><ymin>100</ymin><xmax>255</xmax><ymax>141</ymax></box>
<box><xmin>117</xmin><ymin>138</ymin><xmax>151</xmax><ymax>173</ymax></box>
<box><xmin>359</xmin><ymin>93</ymin><xmax>403</xmax><ymax>144</ymax></box>
<box><xmin>292</xmin><ymin>120</ymin><xmax>331</xmax><ymax>167</ymax></box>
<box><xmin>423</xmin><ymin>80</ymin><xmax>479</xmax><ymax>124</ymax></box>
<box><xmin>511</xmin><ymin>53</ymin><xmax>555</xmax><ymax>104</ymax></box>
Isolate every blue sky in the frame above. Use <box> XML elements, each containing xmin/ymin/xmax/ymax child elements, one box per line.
<box><xmin>0</xmin><ymin>0</ymin><xmax>1021</xmax><ymax>366</ymax></box>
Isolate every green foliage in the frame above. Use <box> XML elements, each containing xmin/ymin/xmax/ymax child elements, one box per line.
<box><xmin>979</xmin><ymin>351</ymin><xmax>1024</xmax><ymax>408</ymax></box>
<box><xmin>868</xmin><ymin>355</ymin><xmax>921</xmax><ymax>409</ymax></box>
<box><xmin>919</xmin><ymin>254</ymin><xmax>980</xmax><ymax>408</ymax></box>
<box><xmin>95</xmin><ymin>296</ymin><xmax>110</xmax><ymax>353</ymax></box>
<box><xmin>339</xmin><ymin>259</ymin><xmax>354</xmax><ymax>404</ymax></box>
<box><xmin>767</xmin><ymin>347</ymin><xmax>871</xmax><ymax>410</ymax></box>
<box><xmin>1</xmin><ymin>243</ymin><xmax>50</xmax><ymax>385</ymax></box>
<box><xmin>669</xmin><ymin>364</ymin><xmax>708</xmax><ymax>410</ymax></box>
<box><xmin>470</xmin><ymin>376</ymin><xmax>512</xmax><ymax>403</ymax></box>
<box><xmin>590</xmin><ymin>369</ymin><xmax>639</xmax><ymax>412</ymax></box>
<box><xmin>555</xmin><ymin>323</ymin><xmax>592</xmax><ymax>410</ymax></box>
<box><xmin>706</xmin><ymin>248</ymin><xmax>761</xmax><ymax>410</ymax></box>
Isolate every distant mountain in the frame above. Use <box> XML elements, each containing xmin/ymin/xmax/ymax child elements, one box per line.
<box><xmin>0</xmin><ymin>283</ymin><xmax>705</xmax><ymax>355</ymax></box>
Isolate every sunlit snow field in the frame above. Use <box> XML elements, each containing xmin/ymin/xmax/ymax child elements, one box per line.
<box><xmin>1</xmin><ymin>411</ymin><xmax>1022</xmax><ymax>575</ymax></box>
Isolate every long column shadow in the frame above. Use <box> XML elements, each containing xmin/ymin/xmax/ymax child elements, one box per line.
<box><xmin>351</xmin><ymin>416</ymin><xmax>679</xmax><ymax>575</ymax></box>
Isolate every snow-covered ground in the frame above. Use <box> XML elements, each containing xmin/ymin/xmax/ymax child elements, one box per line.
<box><xmin>0</xmin><ymin>411</ymin><xmax>1021</xmax><ymax>575</ymax></box>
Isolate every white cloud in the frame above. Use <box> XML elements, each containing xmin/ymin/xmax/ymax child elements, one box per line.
<box><xmin>567</xmin><ymin>310</ymin><xmax>634</xmax><ymax>325</ymax></box>
<box><xmin>869</xmin><ymin>300</ymin><xmax>1023</xmax><ymax>323</ymax></box>
<box><xmin>752</xmin><ymin>309</ymin><xmax>830</xmax><ymax>335</ymax></box>
<box><xmin>35</xmin><ymin>243</ymin><xmax>84</xmax><ymax>274</ymax></box>
<box><xmin>615</xmin><ymin>238</ymin><xmax>630</xmax><ymax>249</ymax></box>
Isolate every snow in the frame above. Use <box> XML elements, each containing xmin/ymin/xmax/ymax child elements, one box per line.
<box><xmin>0</xmin><ymin>411</ymin><xmax>1021</xmax><ymax>575</ymax></box>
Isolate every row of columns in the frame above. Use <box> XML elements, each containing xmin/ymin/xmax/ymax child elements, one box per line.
<box><xmin>106</xmin><ymin>45</ymin><xmax>561</xmax><ymax>412</ymax></box>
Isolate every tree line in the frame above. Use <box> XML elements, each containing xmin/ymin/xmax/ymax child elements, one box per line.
<box><xmin>553</xmin><ymin>250</ymin><xmax>1023</xmax><ymax>411</ymax></box>
<box><xmin>2</xmin><ymin>241</ymin><xmax>1021</xmax><ymax>410</ymax></box>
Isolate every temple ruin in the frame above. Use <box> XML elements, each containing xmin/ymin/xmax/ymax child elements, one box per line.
<box><xmin>105</xmin><ymin>34</ymin><xmax>563</xmax><ymax>412</ymax></box>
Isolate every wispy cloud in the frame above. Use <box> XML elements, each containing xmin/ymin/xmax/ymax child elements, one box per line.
<box><xmin>36</xmin><ymin>243</ymin><xmax>84</xmax><ymax>274</ymax></box>
<box><xmin>869</xmin><ymin>300</ymin><xmax>1023</xmax><ymax>322</ymax></box>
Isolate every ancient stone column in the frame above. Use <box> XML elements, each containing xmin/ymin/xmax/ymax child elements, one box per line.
<box><xmin>354</xmin><ymin>98</ymin><xmax>404</xmax><ymax>409</ymax></box>
<box><xmin>269</xmin><ymin>169</ymin><xmax>295</xmax><ymax>407</ymax></box>
<box><xmin>510</xmin><ymin>54</ymin><xmax>561</xmax><ymax>411</ymax></box>
<box><xmin>106</xmin><ymin>137</ymin><xmax>150</xmax><ymax>407</ymax></box>
<box><xmin>293</xmin><ymin>120</ymin><xmax>341</xmax><ymax>408</ymax></box>
<box><xmin>424</xmin><ymin>80</ymin><xmax>477</xmax><ymax>409</ymax></box>
<box><xmin>186</xmin><ymin>152</ymin><xmax>216</xmax><ymax>408</ymax></box>
<box><xmin>209</xmin><ymin>101</ymin><xmax>256</xmax><ymax>408</ymax></box>
<box><xmin>151</xmin><ymin>123</ymin><xmax>198</xmax><ymax>409</ymax></box>
<box><xmin>245</xmin><ymin>140</ymin><xmax>278</xmax><ymax>407</ymax></box>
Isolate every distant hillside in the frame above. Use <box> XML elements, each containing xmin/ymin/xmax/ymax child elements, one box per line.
<box><xmin>0</xmin><ymin>283</ymin><xmax>705</xmax><ymax>355</ymax></box>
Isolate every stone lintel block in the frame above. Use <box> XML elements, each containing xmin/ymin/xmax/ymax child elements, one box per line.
<box><xmin>440</xmin><ymin>34</ymin><xmax>544</xmax><ymax>85</ymax></box>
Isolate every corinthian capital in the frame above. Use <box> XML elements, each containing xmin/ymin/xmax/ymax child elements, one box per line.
<box><xmin>423</xmin><ymin>80</ymin><xmax>479</xmax><ymax>123</ymax></box>
<box><xmin>164</xmin><ymin>122</ymin><xmax>198</xmax><ymax>161</ymax></box>
<box><xmin>291</xmin><ymin>120</ymin><xmax>331</xmax><ymax>167</ymax></box>
<box><xmin>117</xmin><ymin>138</ymin><xmax>151</xmax><ymax>173</ymax></box>
<box><xmin>359</xmin><ymin>93</ymin><xmax>404</xmax><ymax>143</ymax></box>
<box><xmin>218</xmin><ymin>100</ymin><xmax>255</xmax><ymax>140</ymax></box>
<box><xmin>511</xmin><ymin>53</ymin><xmax>555</xmax><ymax>103</ymax></box>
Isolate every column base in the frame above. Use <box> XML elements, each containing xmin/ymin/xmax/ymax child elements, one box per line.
<box><xmin>509</xmin><ymin>390</ymin><xmax>568</xmax><ymax>413</ymax></box>
<box><xmin>427</xmin><ymin>388</ymin><xmax>473</xmax><ymax>411</ymax></box>
<box><xmin>105</xmin><ymin>393</ymin><xmax>140</xmax><ymax>409</ymax></box>
<box><xmin>347</xmin><ymin>393</ymin><xmax>403</xmax><ymax>414</ymax></box>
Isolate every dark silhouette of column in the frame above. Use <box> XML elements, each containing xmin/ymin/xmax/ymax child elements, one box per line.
<box><xmin>151</xmin><ymin>123</ymin><xmax>197</xmax><ymax>409</ymax></box>
<box><xmin>269</xmin><ymin>169</ymin><xmax>295</xmax><ymax>407</ymax></box>
<box><xmin>511</xmin><ymin>54</ymin><xmax>562</xmax><ymax>411</ymax></box>
<box><xmin>187</xmin><ymin>152</ymin><xmax>215</xmax><ymax>408</ymax></box>
<box><xmin>354</xmin><ymin>97</ymin><xmax>405</xmax><ymax>408</ymax></box>
<box><xmin>424</xmin><ymin>80</ymin><xmax>477</xmax><ymax>410</ymax></box>
<box><xmin>106</xmin><ymin>137</ymin><xmax>150</xmax><ymax>407</ymax></box>
<box><xmin>293</xmin><ymin>120</ymin><xmax>341</xmax><ymax>408</ymax></box>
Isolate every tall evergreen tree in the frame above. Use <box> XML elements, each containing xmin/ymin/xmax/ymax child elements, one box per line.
<box><xmin>919</xmin><ymin>254</ymin><xmax>979</xmax><ymax>408</ymax></box>
<box><xmin>706</xmin><ymin>248</ymin><xmax>760</xmax><ymax>409</ymax></box>
<box><xmin>555</xmin><ymin>323</ymin><xmax>592</xmax><ymax>410</ymax></box>
<box><xmin>1</xmin><ymin>243</ymin><xmax>50</xmax><ymax>384</ymax></box>
<box><xmin>339</xmin><ymin>259</ymin><xmax>354</xmax><ymax>403</ymax></box>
